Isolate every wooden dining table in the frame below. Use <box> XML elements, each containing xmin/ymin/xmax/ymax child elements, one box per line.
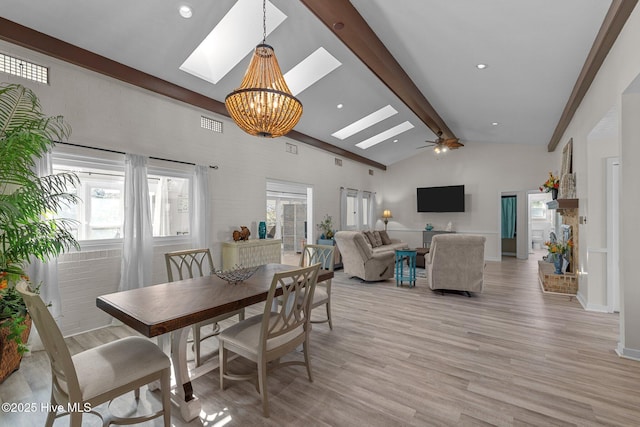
<box><xmin>96</xmin><ymin>263</ymin><xmax>333</xmax><ymax>421</ymax></box>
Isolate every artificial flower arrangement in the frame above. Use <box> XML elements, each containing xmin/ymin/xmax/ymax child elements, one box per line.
<box><xmin>539</xmin><ymin>171</ymin><xmax>560</xmax><ymax>193</ymax></box>
<box><xmin>545</xmin><ymin>239</ymin><xmax>573</xmax><ymax>255</ymax></box>
<box><xmin>316</xmin><ymin>214</ymin><xmax>335</xmax><ymax>239</ymax></box>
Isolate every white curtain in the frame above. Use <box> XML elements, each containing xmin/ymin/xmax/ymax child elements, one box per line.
<box><xmin>192</xmin><ymin>165</ymin><xmax>210</xmax><ymax>250</ymax></box>
<box><xmin>339</xmin><ymin>188</ymin><xmax>348</xmax><ymax>230</ymax></box>
<box><xmin>28</xmin><ymin>150</ymin><xmax>62</xmax><ymax>319</ymax></box>
<box><xmin>152</xmin><ymin>177</ymin><xmax>170</xmax><ymax>237</ymax></box>
<box><xmin>368</xmin><ymin>192</ymin><xmax>377</xmax><ymax>231</ymax></box>
<box><xmin>356</xmin><ymin>191</ymin><xmax>364</xmax><ymax>230</ymax></box>
<box><xmin>119</xmin><ymin>154</ymin><xmax>153</xmax><ymax>291</ymax></box>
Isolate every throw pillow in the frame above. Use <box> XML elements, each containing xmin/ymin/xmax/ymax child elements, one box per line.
<box><xmin>363</xmin><ymin>231</ymin><xmax>378</xmax><ymax>247</ymax></box>
<box><xmin>379</xmin><ymin>230</ymin><xmax>393</xmax><ymax>245</ymax></box>
<box><xmin>373</xmin><ymin>231</ymin><xmax>383</xmax><ymax>247</ymax></box>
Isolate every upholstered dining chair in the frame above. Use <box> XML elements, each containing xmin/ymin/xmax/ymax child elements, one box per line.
<box><xmin>165</xmin><ymin>248</ymin><xmax>245</xmax><ymax>367</ymax></box>
<box><xmin>16</xmin><ymin>281</ymin><xmax>171</xmax><ymax>427</ymax></box>
<box><xmin>218</xmin><ymin>263</ymin><xmax>320</xmax><ymax>417</ymax></box>
<box><xmin>299</xmin><ymin>244</ymin><xmax>335</xmax><ymax>329</ymax></box>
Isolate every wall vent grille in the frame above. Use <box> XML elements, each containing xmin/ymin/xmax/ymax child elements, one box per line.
<box><xmin>369</xmin><ymin>169</ymin><xmax>374</xmax><ymax>175</ymax></box>
<box><xmin>286</xmin><ymin>143</ymin><xmax>298</xmax><ymax>154</ymax></box>
<box><xmin>0</xmin><ymin>53</ymin><xmax>48</xmax><ymax>84</ymax></box>
<box><xmin>201</xmin><ymin>116</ymin><xmax>223</xmax><ymax>133</ymax></box>
<box><xmin>335</xmin><ymin>158</ymin><xmax>342</xmax><ymax>166</ymax></box>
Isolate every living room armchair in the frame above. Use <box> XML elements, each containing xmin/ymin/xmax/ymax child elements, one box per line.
<box><xmin>426</xmin><ymin>234</ymin><xmax>486</xmax><ymax>295</ymax></box>
<box><xmin>334</xmin><ymin>231</ymin><xmax>401</xmax><ymax>281</ymax></box>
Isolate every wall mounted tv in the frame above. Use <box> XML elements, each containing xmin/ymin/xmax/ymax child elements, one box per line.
<box><xmin>417</xmin><ymin>185</ymin><xmax>465</xmax><ymax>212</ymax></box>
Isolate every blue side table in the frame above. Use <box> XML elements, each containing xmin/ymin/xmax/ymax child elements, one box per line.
<box><xmin>395</xmin><ymin>249</ymin><xmax>417</xmax><ymax>288</ymax></box>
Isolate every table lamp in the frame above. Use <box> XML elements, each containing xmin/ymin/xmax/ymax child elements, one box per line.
<box><xmin>382</xmin><ymin>210</ymin><xmax>393</xmax><ymax>231</ymax></box>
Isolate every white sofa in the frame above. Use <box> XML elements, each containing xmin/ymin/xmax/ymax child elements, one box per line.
<box><xmin>334</xmin><ymin>230</ymin><xmax>407</xmax><ymax>281</ymax></box>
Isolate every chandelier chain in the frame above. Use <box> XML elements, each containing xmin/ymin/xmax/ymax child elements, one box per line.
<box><xmin>262</xmin><ymin>0</ymin><xmax>267</xmax><ymax>43</ymax></box>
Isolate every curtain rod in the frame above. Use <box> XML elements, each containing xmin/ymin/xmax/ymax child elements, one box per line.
<box><xmin>54</xmin><ymin>141</ymin><xmax>219</xmax><ymax>169</ymax></box>
<box><xmin>340</xmin><ymin>186</ymin><xmax>376</xmax><ymax>194</ymax></box>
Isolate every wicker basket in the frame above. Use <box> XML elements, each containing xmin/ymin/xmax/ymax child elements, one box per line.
<box><xmin>0</xmin><ymin>315</ymin><xmax>32</xmax><ymax>383</ymax></box>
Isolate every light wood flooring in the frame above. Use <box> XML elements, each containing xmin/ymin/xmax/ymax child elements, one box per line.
<box><xmin>2</xmin><ymin>255</ymin><xmax>640</xmax><ymax>426</ymax></box>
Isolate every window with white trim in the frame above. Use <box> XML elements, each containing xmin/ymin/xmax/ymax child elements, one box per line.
<box><xmin>52</xmin><ymin>153</ymin><xmax>192</xmax><ymax>242</ymax></box>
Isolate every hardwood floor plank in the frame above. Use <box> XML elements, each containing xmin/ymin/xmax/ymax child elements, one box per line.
<box><xmin>3</xmin><ymin>255</ymin><xmax>640</xmax><ymax>426</ymax></box>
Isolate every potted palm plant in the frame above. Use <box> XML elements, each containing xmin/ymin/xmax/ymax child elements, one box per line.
<box><xmin>0</xmin><ymin>83</ymin><xmax>79</xmax><ymax>382</ymax></box>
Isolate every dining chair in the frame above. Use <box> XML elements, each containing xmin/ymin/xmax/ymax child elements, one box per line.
<box><xmin>299</xmin><ymin>244</ymin><xmax>335</xmax><ymax>329</ymax></box>
<box><xmin>16</xmin><ymin>281</ymin><xmax>171</xmax><ymax>427</ymax></box>
<box><xmin>218</xmin><ymin>263</ymin><xmax>321</xmax><ymax>417</ymax></box>
<box><xmin>165</xmin><ymin>248</ymin><xmax>245</xmax><ymax>367</ymax></box>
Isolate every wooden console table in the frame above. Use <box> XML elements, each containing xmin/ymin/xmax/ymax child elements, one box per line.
<box><xmin>221</xmin><ymin>239</ymin><xmax>281</xmax><ymax>270</ymax></box>
<box><xmin>423</xmin><ymin>230</ymin><xmax>455</xmax><ymax>248</ymax></box>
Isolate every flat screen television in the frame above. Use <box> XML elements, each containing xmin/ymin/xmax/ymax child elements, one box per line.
<box><xmin>417</xmin><ymin>185</ymin><xmax>465</xmax><ymax>212</ymax></box>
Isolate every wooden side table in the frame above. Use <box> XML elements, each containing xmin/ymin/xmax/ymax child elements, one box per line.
<box><xmin>395</xmin><ymin>249</ymin><xmax>417</xmax><ymax>288</ymax></box>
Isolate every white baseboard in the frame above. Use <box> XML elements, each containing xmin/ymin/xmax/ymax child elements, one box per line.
<box><xmin>576</xmin><ymin>291</ymin><xmax>611</xmax><ymax>312</ymax></box>
<box><xmin>616</xmin><ymin>343</ymin><xmax>640</xmax><ymax>361</ymax></box>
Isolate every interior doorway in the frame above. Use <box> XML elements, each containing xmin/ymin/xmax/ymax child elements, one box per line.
<box><xmin>266</xmin><ymin>180</ymin><xmax>313</xmax><ymax>264</ymax></box>
<box><xmin>527</xmin><ymin>191</ymin><xmax>555</xmax><ymax>256</ymax></box>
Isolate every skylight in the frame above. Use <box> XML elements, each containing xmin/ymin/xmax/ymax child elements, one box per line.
<box><xmin>331</xmin><ymin>105</ymin><xmax>398</xmax><ymax>140</ymax></box>
<box><xmin>284</xmin><ymin>47</ymin><xmax>341</xmax><ymax>96</ymax></box>
<box><xmin>355</xmin><ymin>121</ymin><xmax>415</xmax><ymax>149</ymax></box>
<box><xmin>179</xmin><ymin>0</ymin><xmax>286</xmax><ymax>84</ymax></box>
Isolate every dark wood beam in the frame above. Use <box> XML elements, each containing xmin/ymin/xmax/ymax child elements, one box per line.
<box><xmin>0</xmin><ymin>17</ymin><xmax>386</xmax><ymax>170</ymax></box>
<box><xmin>299</xmin><ymin>0</ymin><xmax>456</xmax><ymax>140</ymax></box>
<box><xmin>547</xmin><ymin>0</ymin><xmax>638</xmax><ymax>152</ymax></box>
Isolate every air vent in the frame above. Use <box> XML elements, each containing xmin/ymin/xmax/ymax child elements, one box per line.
<box><xmin>0</xmin><ymin>53</ymin><xmax>48</xmax><ymax>84</ymax></box>
<box><xmin>369</xmin><ymin>169</ymin><xmax>374</xmax><ymax>176</ymax></box>
<box><xmin>334</xmin><ymin>158</ymin><xmax>342</xmax><ymax>166</ymax></box>
<box><xmin>200</xmin><ymin>116</ymin><xmax>223</xmax><ymax>133</ymax></box>
<box><xmin>286</xmin><ymin>143</ymin><xmax>298</xmax><ymax>154</ymax></box>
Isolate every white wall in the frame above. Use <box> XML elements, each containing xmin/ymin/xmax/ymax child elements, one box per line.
<box><xmin>373</xmin><ymin>142</ymin><xmax>555</xmax><ymax>260</ymax></box>
<box><xmin>0</xmin><ymin>40</ymin><xmax>375</xmax><ymax>335</ymax></box>
<box><xmin>552</xmin><ymin>5</ymin><xmax>640</xmax><ymax>359</ymax></box>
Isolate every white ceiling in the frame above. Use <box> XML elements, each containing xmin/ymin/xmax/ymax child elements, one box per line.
<box><xmin>0</xmin><ymin>0</ymin><xmax>612</xmax><ymax>166</ymax></box>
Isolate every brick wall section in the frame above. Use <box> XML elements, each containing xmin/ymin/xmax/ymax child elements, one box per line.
<box><xmin>538</xmin><ymin>261</ymin><xmax>578</xmax><ymax>294</ymax></box>
<box><xmin>57</xmin><ymin>243</ymin><xmax>191</xmax><ymax>336</ymax></box>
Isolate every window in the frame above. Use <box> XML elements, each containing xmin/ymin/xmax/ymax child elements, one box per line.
<box><xmin>343</xmin><ymin>190</ymin><xmax>372</xmax><ymax>230</ymax></box>
<box><xmin>147</xmin><ymin>170</ymin><xmax>191</xmax><ymax>237</ymax></box>
<box><xmin>53</xmin><ymin>153</ymin><xmax>192</xmax><ymax>242</ymax></box>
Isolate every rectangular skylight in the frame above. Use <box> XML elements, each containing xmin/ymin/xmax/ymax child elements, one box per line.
<box><xmin>179</xmin><ymin>0</ymin><xmax>286</xmax><ymax>84</ymax></box>
<box><xmin>284</xmin><ymin>47</ymin><xmax>341</xmax><ymax>96</ymax></box>
<box><xmin>355</xmin><ymin>121</ymin><xmax>415</xmax><ymax>149</ymax></box>
<box><xmin>331</xmin><ymin>105</ymin><xmax>398</xmax><ymax>140</ymax></box>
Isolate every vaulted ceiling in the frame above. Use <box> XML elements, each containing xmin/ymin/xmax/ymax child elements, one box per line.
<box><xmin>0</xmin><ymin>0</ymin><xmax>635</xmax><ymax>169</ymax></box>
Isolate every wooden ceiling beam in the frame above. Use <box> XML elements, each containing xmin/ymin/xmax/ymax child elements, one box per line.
<box><xmin>547</xmin><ymin>0</ymin><xmax>638</xmax><ymax>152</ymax></box>
<box><xmin>0</xmin><ymin>17</ymin><xmax>387</xmax><ymax>170</ymax></box>
<box><xmin>299</xmin><ymin>0</ymin><xmax>456</xmax><ymax>140</ymax></box>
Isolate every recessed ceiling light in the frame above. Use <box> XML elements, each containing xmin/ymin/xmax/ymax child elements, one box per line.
<box><xmin>332</xmin><ymin>105</ymin><xmax>398</xmax><ymax>140</ymax></box>
<box><xmin>284</xmin><ymin>47</ymin><xmax>341</xmax><ymax>96</ymax></box>
<box><xmin>492</xmin><ymin>122</ymin><xmax>499</xmax><ymax>126</ymax></box>
<box><xmin>356</xmin><ymin>121</ymin><xmax>414</xmax><ymax>149</ymax></box>
<box><xmin>476</xmin><ymin>63</ymin><xmax>488</xmax><ymax>69</ymax></box>
<box><xmin>393</xmin><ymin>139</ymin><xmax>398</xmax><ymax>143</ymax></box>
<box><xmin>179</xmin><ymin>5</ymin><xmax>192</xmax><ymax>18</ymax></box>
<box><xmin>180</xmin><ymin>0</ymin><xmax>286</xmax><ymax>84</ymax></box>
<box><xmin>337</xmin><ymin>104</ymin><xmax>343</xmax><ymax>109</ymax></box>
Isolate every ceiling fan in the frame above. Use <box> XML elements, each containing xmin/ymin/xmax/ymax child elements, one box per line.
<box><xmin>417</xmin><ymin>132</ymin><xmax>464</xmax><ymax>154</ymax></box>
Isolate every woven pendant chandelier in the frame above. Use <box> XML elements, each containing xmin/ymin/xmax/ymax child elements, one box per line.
<box><xmin>225</xmin><ymin>0</ymin><xmax>302</xmax><ymax>138</ymax></box>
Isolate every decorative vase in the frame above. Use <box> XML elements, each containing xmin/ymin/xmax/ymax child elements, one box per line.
<box><xmin>258</xmin><ymin>221</ymin><xmax>266</xmax><ymax>239</ymax></box>
<box><xmin>553</xmin><ymin>253</ymin><xmax>563</xmax><ymax>274</ymax></box>
<box><xmin>551</xmin><ymin>188</ymin><xmax>558</xmax><ymax>200</ymax></box>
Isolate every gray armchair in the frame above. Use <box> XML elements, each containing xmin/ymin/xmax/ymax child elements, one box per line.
<box><xmin>426</xmin><ymin>234</ymin><xmax>486</xmax><ymax>295</ymax></box>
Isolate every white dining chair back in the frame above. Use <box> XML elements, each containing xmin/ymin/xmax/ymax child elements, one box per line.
<box><xmin>218</xmin><ymin>263</ymin><xmax>321</xmax><ymax>417</ymax></box>
<box><xmin>164</xmin><ymin>248</ymin><xmax>245</xmax><ymax>366</ymax></box>
<box><xmin>300</xmin><ymin>244</ymin><xmax>335</xmax><ymax>329</ymax></box>
<box><xmin>16</xmin><ymin>281</ymin><xmax>171</xmax><ymax>427</ymax></box>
